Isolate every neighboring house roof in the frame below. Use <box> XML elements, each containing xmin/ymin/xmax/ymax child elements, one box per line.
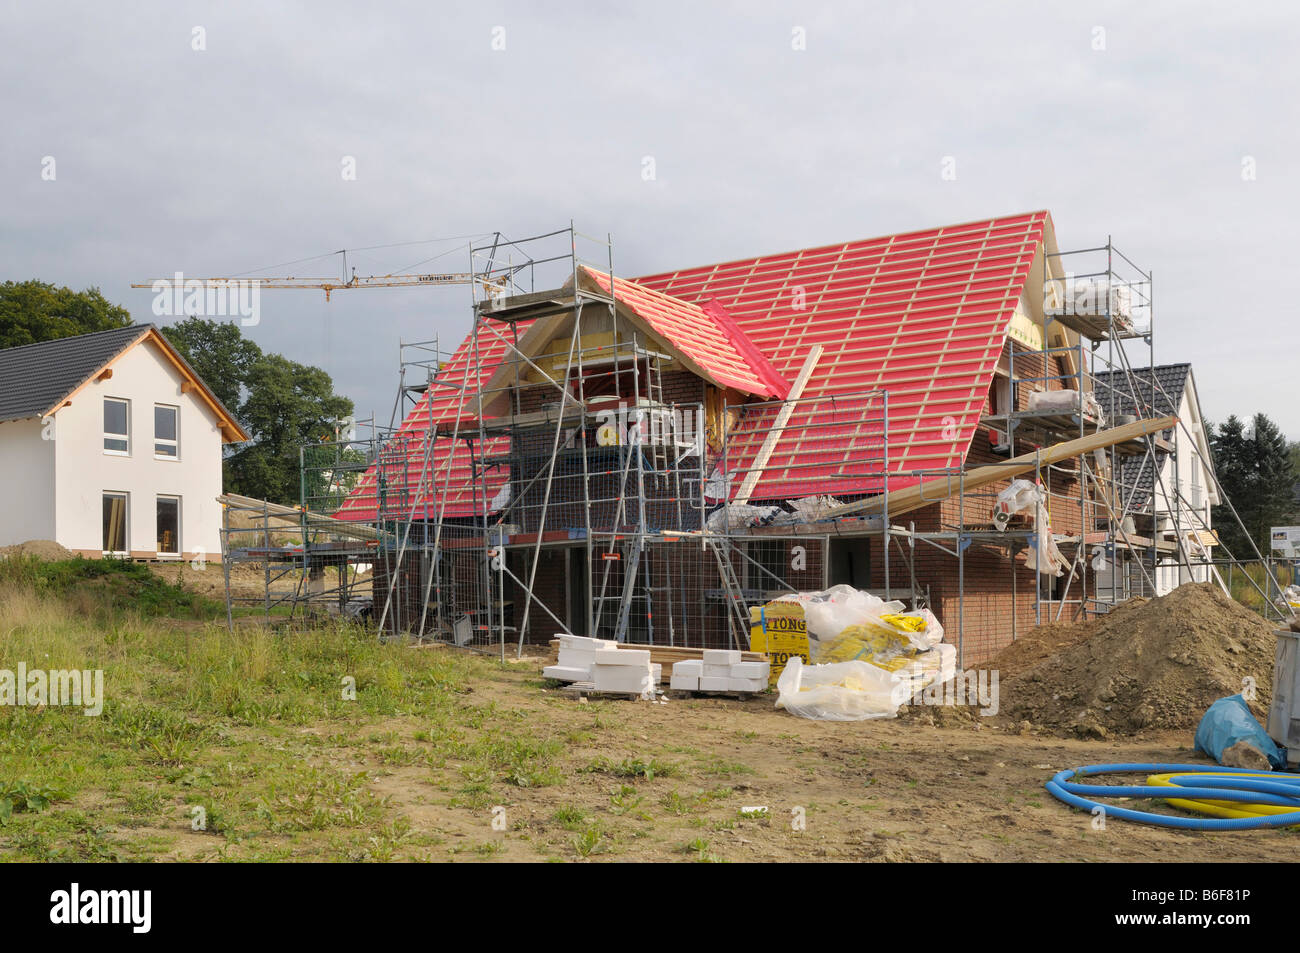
<box><xmin>1092</xmin><ymin>364</ymin><xmax>1192</xmax><ymax>508</ymax></box>
<box><xmin>0</xmin><ymin>323</ymin><xmax>249</xmax><ymax>441</ymax></box>
<box><xmin>340</xmin><ymin>211</ymin><xmax>1053</xmax><ymax>519</ymax></box>
<box><xmin>1092</xmin><ymin>363</ymin><xmax>1190</xmax><ymax>420</ymax></box>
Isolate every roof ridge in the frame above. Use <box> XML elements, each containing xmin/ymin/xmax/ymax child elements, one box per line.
<box><xmin>0</xmin><ymin>322</ymin><xmax>150</xmax><ymax>355</ymax></box>
<box><xmin>700</xmin><ymin>298</ymin><xmax>791</xmax><ymax>399</ymax></box>
<box><xmin>634</xmin><ymin>210</ymin><xmax>1049</xmax><ymax>283</ymax></box>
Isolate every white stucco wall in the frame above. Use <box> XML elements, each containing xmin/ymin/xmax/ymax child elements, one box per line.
<box><xmin>0</xmin><ymin>417</ymin><xmax>56</xmax><ymax>544</ymax></box>
<box><xmin>51</xmin><ymin>338</ymin><xmax>225</xmax><ymax>558</ymax></box>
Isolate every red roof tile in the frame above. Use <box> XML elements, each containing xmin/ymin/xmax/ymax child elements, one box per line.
<box><xmin>635</xmin><ymin>211</ymin><xmax>1050</xmax><ymax>494</ymax></box>
<box><xmin>580</xmin><ymin>267</ymin><xmax>788</xmax><ymax>399</ymax></box>
<box><xmin>339</xmin><ymin>211</ymin><xmax>1050</xmax><ymax>520</ymax></box>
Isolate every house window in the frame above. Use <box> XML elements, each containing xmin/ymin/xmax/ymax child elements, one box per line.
<box><xmin>156</xmin><ymin>496</ymin><xmax>180</xmax><ymax>555</ymax></box>
<box><xmin>154</xmin><ymin>404</ymin><xmax>179</xmax><ymax>459</ymax></box>
<box><xmin>103</xmin><ymin>492</ymin><xmax>128</xmax><ymax>554</ymax></box>
<box><xmin>104</xmin><ymin>398</ymin><xmax>129</xmax><ymax>454</ymax></box>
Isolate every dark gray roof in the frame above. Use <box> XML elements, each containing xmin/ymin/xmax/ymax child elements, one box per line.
<box><xmin>1092</xmin><ymin>363</ymin><xmax>1190</xmax><ymax>420</ymax></box>
<box><xmin>0</xmin><ymin>324</ymin><xmax>149</xmax><ymax>423</ymax></box>
<box><xmin>1092</xmin><ymin>364</ymin><xmax>1192</xmax><ymax>508</ymax></box>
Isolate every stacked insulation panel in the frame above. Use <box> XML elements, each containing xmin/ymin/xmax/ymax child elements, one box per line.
<box><xmin>670</xmin><ymin>650</ymin><xmax>770</xmax><ymax>693</ymax></box>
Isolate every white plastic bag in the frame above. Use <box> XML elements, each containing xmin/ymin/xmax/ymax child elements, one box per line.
<box><xmin>704</xmin><ymin>503</ymin><xmax>778</xmax><ymax>531</ymax></box>
<box><xmin>792</xmin><ymin>584</ymin><xmax>901</xmax><ymax>643</ymax></box>
<box><xmin>1023</xmin><ymin>503</ymin><xmax>1069</xmax><ymax>577</ymax></box>
<box><xmin>1279</xmin><ymin>585</ymin><xmax>1300</xmax><ymax>614</ymax></box>
<box><xmin>993</xmin><ymin>479</ymin><xmax>1041</xmax><ymax>531</ymax></box>
<box><xmin>1026</xmin><ymin>389</ymin><xmax>1104</xmax><ymax>421</ymax></box>
<box><xmin>775</xmin><ymin>656</ymin><xmax>900</xmax><ymax>721</ymax></box>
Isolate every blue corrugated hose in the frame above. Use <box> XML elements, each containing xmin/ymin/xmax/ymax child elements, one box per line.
<box><xmin>1046</xmin><ymin>762</ymin><xmax>1300</xmax><ymax>830</ymax></box>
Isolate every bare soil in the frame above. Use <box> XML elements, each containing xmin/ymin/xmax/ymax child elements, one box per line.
<box><xmin>341</xmin><ymin>657</ymin><xmax>1300</xmax><ymax>862</ymax></box>
<box><xmin>994</xmin><ymin>583</ymin><xmax>1277</xmax><ymax>738</ymax></box>
<box><xmin>0</xmin><ymin>539</ymin><xmax>73</xmax><ymax>560</ymax></box>
<box><xmin>143</xmin><ymin>559</ymin><xmax>372</xmax><ymax>602</ymax></box>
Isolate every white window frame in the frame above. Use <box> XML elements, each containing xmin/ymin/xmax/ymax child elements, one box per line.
<box><xmin>156</xmin><ymin>494</ymin><xmax>181</xmax><ymax>557</ymax></box>
<box><xmin>154</xmin><ymin>403</ymin><xmax>179</xmax><ymax>460</ymax></box>
<box><xmin>103</xmin><ymin>397</ymin><xmax>130</xmax><ymax>456</ymax></box>
<box><xmin>103</xmin><ymin>491</ymin><xmax>130</xmax><ymax>555</ymax></box>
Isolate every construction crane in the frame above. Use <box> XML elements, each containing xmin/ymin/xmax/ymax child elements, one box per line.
<box><xmin>132</xmin><ymin>235</ymin><xmax>523</xmax><ymax>300</ymax></box>
<box><xmin>130</xmin><ymin>268</ymin><xmax>519</xmax><ymax>301</ymax></box>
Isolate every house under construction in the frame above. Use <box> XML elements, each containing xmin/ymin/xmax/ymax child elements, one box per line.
<box><xmin>219</xmin><ymin>212</ymin><xmax>1281</xmax><ymax>666</ymax></box>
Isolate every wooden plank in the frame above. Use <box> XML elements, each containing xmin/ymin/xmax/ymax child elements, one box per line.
<box><xmin>731</xmin><ymin>344</ymin><xmax>824</xmax><ymax>506</ymax></box>
<box><xmin>218</xmin><ymin>493</ymin><xmax>383</xmax><ymax>541</ymax></box>
<box><xmin>824</xmin><ymin>414</ymin><xmax>1178</xmax><ymax>520</ymax></box>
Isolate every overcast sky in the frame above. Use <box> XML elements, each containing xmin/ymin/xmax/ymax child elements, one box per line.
<box><xmin>3</xmin><ymin>1</ymin><xmax>1297</xmax><ymax>436</ymax></box>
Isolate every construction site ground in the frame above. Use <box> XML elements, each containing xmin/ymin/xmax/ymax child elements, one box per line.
<box><xmin>337</xmin><ymin>664</ymin><xmax>1300</xmax><ymax>862</ymax></box>
<box><xmin>3</xmin><ymin>650</ymin><xmax>1296</xmax><ymax>861</ymax></box>
<box><xmin>2</xmin><ymin>563</ymin><xmax>1295</xmax><ymax>863</ymax></box>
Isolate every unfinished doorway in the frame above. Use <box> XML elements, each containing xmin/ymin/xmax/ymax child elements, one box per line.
<box><xmin>829</xmin><ymin>537</ymin><xmax>871</xmax><ymax>589</ymax></box>
<box><xmin>566</xmin><ymin>546</ymin><xmax>590</xmax><ymax>636</ymax></box>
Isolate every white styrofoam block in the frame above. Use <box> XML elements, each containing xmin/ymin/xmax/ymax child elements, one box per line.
<box><xmin>702</xmin><ymin>649</ymin><xmax>743</xmax><ymax>665</ymax></box>
<box><xmin>593</xmin><ymin>649</ymin><xmax>652</xmax><ymax>666</ymax></box>
<box><xmin>702</xmin><ymin>663</ymin><xmax>733</xmax><ymax>679</ymax></box>
<box><xmin>651</xmin><ymin>663</ymin><xmax>662</xmax><ymax>681</ymax></box>
<box><xmin>699</xmin><ymin>676</ymin><xmax>731</xmax><ymax>692</ymax></box>
<box><xmin>672</xmin><ymin>660</ymin><xmax>703</xmax><ymax>677</ymax></box>
<box><xmin>556</xmin><ymin>649</ymin><xmax>596</xmax><ymax>669</ymax></box>
<box><xmin>727</xmin><ymin>676</ymin><xmax>768</xmax><ymax>693</ymax></box>
<box><xmin>670</xmin><ymin>674</ymin><xmax>700</xmax><ymax>691</ymax></box>
<box><xmin>543</xmin><ymin>665</ymin><xmax>589</xmax><ymax>682</ymax></box>
<box><xmin>559</xmin><ymin>635</ymin><xmax>617</xmax><ymax>651</ymax></box>
<box><xmin>730</xmin><ymin>661</ymin><xmax>770</xmax><ymax>679</ymax></box>
<box><xmin>593</xmin><ymin>670</ymin><xmax>653</xmax><ymax>693</ymax></box>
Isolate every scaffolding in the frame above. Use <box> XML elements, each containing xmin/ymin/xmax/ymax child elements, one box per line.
<box><xmin>219</xmin><ymin>229</ymin><xmax>1284</xmax><ymax>668</ymax></box>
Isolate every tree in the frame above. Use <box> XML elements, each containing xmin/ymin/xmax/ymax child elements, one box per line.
<box><xmin>1210</xmin><ymin>413</ymin><xmax>1297</xmax><ymax>556</ymax></box>
<box><xmin>228</xmin><ymin>353</ymin><xmax>354</xmax><ymax>503</ymax></box>
<box><xmin>0</xmin><ymin>280</ymin><xmax>132</xmax><ymax>348</ymax></box>
<box><xmin>161</xmin><ymin>316</ymin><xmax>262</xmax><ymax>413</ymax></box>
<box><xmin>162</xmin><ymin>320</ymin><xmax>355</xmax><ymax>505</ymax></box>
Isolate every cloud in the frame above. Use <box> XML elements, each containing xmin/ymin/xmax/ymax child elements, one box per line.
<box><xmin>2</xmin><ymin>0</ymin><xmax>1297</xmax><ymax>436</ymax></box>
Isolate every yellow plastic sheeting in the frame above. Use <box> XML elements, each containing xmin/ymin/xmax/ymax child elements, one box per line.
<box><xmin>816</xmin><ymin>613</ymin><xmax>932</xmax><ymax>672</ymax></box>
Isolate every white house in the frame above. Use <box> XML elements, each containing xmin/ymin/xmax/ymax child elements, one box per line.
<box><xmin>1093</xmin><ymin>363</ymin><xmax>1220</xmax><ymax>597</ymax></box>
<box><xmin>0</xmin><ymin>324</ymin><xmax>248</xmax><ymax>560</ymax></box>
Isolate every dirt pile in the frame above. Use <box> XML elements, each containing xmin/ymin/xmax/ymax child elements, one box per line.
<box><xmin>0</xmin><ymin>539</ymin><xmax>74</xmax><ymax>560</ymax></box>
<box><xmin>995</xmin><ymin>583</ymin><xmax>1277</xmax><ymax>737</ymax></box>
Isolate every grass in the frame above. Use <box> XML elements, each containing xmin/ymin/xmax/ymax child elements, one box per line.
<box><xmin>1227</xmin><ymin>561</ymin><xmax>1294</xmax><ymax>616</ymax></box>
<box><xmin>573</xmin><ymin>826</ymin><xmax>604</xmax><ymax>858</ymax></box>
<box><xmin>0</xmin><ymin>571</ymin><xmax>498</xmax><ymax>860</ymax></box>
<box><xmin>0</xmin><ymin>555</ymin><xmax>224</xmax><ymax>621</ymax></box>
<box><xmin>0</xmin><ymin>561</ymin><xmax>768</xmax><ymax>862</ymax></box>
<box><xmin>585</xmin><ymin>756</ymin><xmax>679</xmax><ymax>780</ymax></box>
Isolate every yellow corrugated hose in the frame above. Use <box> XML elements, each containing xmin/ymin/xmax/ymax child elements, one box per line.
<box><xmin>1146</xmin><ymin>772</ymin><xmax>1294</xmax><ymax>820</ymax></box>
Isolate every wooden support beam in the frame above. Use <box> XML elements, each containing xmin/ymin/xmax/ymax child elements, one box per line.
<box><xmin>732</xmin><ymin>345</ymin><xmax>823</xmax><ymax>506</ymax></box>
<box><xmin>825</xmin><ymin>414</ymin><xmax>1178</xmax><ymax>520</ymax></box>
